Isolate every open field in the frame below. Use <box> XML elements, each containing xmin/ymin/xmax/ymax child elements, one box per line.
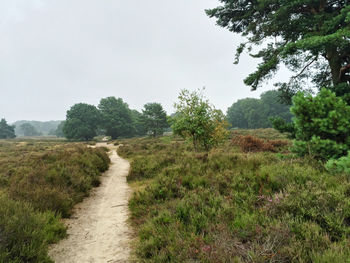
<box><xmin>119</xmin><ymin>130</ymin><xmax>350</xmax><ymax>262</ymax></box>
<box><xmin>0</xmin><ymin>140</ymin><xmax>110</xmax><ymax>263</ymax></box>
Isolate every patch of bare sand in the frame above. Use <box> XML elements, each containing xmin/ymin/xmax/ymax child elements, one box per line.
<box><xmin>49</xmin><ymin>143</ymin><xmax>132</xmax><ymax>263</ymax></box>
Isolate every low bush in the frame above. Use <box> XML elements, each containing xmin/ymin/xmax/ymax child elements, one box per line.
<box><xmin>230</xmin><ymin>128</ymin><xmax>288</xmax><ymax>140</ymax></box>
<box><xmin>0</xmin><ymin>194</ymin><xmax>66</xmax><ymax>263</ymax></box>
<box><xmin>326</xmin><ymin>151</ymin><xmax>350</xmax><ymax>175</ymax></box>
<box><xmin>231</xmin><ymin>135</ymin><xmax>289</xmax><ymax>153</ymax></box>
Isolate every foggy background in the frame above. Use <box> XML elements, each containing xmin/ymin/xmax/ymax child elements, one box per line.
<box><xmin>0</xmin><ymin>0</ymin><xmax>290</xmax><ymax>122</ymax></box>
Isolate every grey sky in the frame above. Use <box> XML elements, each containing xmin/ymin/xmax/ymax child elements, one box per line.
<box><xmin>0</xmin><ymin>0</ymin><xmax>290</xmax><ymax>123</ymax></box>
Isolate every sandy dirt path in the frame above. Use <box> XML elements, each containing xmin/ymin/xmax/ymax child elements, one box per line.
<box><xmin>49</xmin><ymin>143</ymin><xmax>132</xmax><ymax>263</ymax></box>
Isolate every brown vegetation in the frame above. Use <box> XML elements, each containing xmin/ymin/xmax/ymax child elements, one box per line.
<box><xmin>231</xmin><ymin>134</ymin><xmax>289</xmax><ymax>153</ymax></box>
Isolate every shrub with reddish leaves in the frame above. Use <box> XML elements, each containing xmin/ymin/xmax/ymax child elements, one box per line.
<box><xmin>232</xmin><ymin>135</ymin><xmax>289</xmax><ymax>153</ymax></box>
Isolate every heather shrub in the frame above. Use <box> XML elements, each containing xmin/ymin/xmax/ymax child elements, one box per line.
<box><xmin>2</xmin><ymin>144</ymin><xmax>110</xmax><ymax>216</ymax></box>
<box><xmin>230</xmin><ymin>128</ymin><xmax>288</xmax><ymax>140</ymax></box>
<box><xmin>0</xmin><ymin>195</ymin><xmax>66</xmax><ymax>263</ymax></box>
<box><xmin>119</xmin><ymin>134</ymin><xmax>350</xmax><ymax>262</ymax></box>
<box><xmin>231</xmin><ymin>135</ymin><xmax>289</xmax><ymax>152</ymax></box>
<box><xmin>0</xmin><ymin>141</ymin><xmax>110</xmax><ymax>262</ymax></box>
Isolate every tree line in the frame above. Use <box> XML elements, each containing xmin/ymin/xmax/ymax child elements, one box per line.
<box><xmin>0</xmin><ymin>120</ymin><xmax>62</xmax><ymax>138</ymax></box>
<box><xmin>1</xmin><ymin>89</ymin><xmax>293</xmax><ymax>140</ymax></box>
<box><xmin>227</xmin><ymin>90</ymin><xmax>292</xmax><ymax>129</ymax></box>
<box><xmin>62</xmin><ymin>97</ymin><xmax>169</xmax><ymax>141</ymax></box>
<box><xmin>13</xmin><ymin>120</ymin><xmax>62</xmax><ymax>136</ymax></box>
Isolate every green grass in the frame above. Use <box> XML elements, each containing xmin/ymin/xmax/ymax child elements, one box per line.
<box><xmin>119</xmin><ymin>131</ymin><xmax>350</xmax><ymax>262</ymax></box>
<box><xmin>0</xmin><ymin>141</ymin><xmax>110</xmax><ymax>263</ymax></box>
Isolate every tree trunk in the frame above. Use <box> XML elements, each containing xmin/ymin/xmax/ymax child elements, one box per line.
<box><xmin>327</xmin><ymin>47</ymin><xmax>342</xmax><ymax>85</ymax></box>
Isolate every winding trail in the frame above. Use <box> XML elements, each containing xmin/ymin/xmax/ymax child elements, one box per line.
<box><xmin>49</xmin><ymin>143</ymin><xmax>132</xmax><ymax>263</ymax></box>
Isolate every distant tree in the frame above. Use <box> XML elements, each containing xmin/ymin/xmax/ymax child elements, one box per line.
<box><xmin>13</xmin><ymin>120</ymin><xmax>61</xmax><ymax>136</ymax></box>
<box><xmin>171</xmin><ymin>89</ymin><xmax>229</xmax><ymax>151</ymax></box>
<box><xmin>0</xmin><ymin>119</ymin><xmax>16</xmax><ymax>139</ymax></box>
<box><xmin>260</xmin><ymin>91</ymin><xmax>293</xmax><ymax>124</ymax></box>
<box><xmin>48</xmin><ymin>129</ymin><xmax>56</xmax><ymax>136</ymax></box>
<box><xmin>54</xmin><ymin>121</ymin><xmax>65</xmax><ymax>137</ymax></box>
<box><xmin>141</xmin><ymin>103</ymin><xmax>169</xmax><ymax>137</ymax></box>
<box><xmin>207</xmin><ymin>1</ymin><xmax>350</xmax><ymax>102</ymax></box>
<box><xmin>98</xmin><ymin>97</ymin><xmax>135</xmax><ymax>139</ymax></box>
<box><xmin>227</xmin><ymin>98</ymin><xmax>261</xmax><ymax>129</ymax></box>
<box><xmin>63</xmin><ymin>103</ymin><xmax>101</xmax><ymax>141</ymax></box>
<box><xmin>130</xmin><ymin>110</ymin><xmax>147</xmax><ymax>136</ymax></box>
<box><xmin>227</xmin><ymin>90</ymin><xmax>293</xmax><ymax>129</ymax></box>
<box><xmin>19</xmin><ymin>123</ymin><xmax>42</xmax><ymax>137</ymax></box>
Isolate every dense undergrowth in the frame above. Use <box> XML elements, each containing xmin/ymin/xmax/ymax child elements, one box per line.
<box><xmin>119</xmin><ymin>130</ymin><xmax>350</xmax><ymax>262</ymax></box>
<box><xmin>0</xmin><ymin>141</ymin><xmax>110</xmax><ymax>263</ymax></box>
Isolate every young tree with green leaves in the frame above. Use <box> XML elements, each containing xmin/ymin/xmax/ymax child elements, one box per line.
<box><xmin>0</xmin><ymin>118</ymin><xmax>16</xmax><ymax>139</ymax></box>
<box><xmin>171</xmin><ymin>89</ymin><xmax>229</xmax><ymax>151</ymax></box>
<box><xmin>98</xmin><ymin>97</ymin><xmax>135</xmax><ymax>139</ymax></box>
<box><xmin>63</xmin><ymin>103</ymin><xmax>101</xmax><ymax>141</ymax></box>
<box><xmin>207</xmin><ymin>1</ymin><xmax>350</xmax><ymax>102</ymax></box>
<box><xmin>141</xmin><ymin>103</ymin><xmax>169</xmax><ymax>137</ymax></box>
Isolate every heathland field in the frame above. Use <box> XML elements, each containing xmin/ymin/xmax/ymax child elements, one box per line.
<box><xmin>118</xmin><ymin>129</ymin><xmax>350</xmax><ymax>262</ymax></box>
<box><xmin>0</xmin><ymin>140</ymin><xmax>110</xmax><ymax>263</ymax></box>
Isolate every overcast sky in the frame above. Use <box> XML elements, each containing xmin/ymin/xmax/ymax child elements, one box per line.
<box><xmin>0</xmin><ymin>0</ymin><xmax>290</xmax><ymax>123</ymax></box>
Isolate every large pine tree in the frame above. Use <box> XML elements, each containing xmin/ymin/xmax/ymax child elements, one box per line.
<box><xmin>207</xmin><ymin>1</ymin><xmax>350</xmax><ymax>102</ymax></box>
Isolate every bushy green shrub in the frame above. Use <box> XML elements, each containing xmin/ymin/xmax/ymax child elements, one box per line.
<box><xmin>291</xmin><ymin>88</ymin><xmax>350</xmax><ymax>160</ymax></box>
<box><xmin>326</xmin><ymin>151</ymin><xmax>350</xmax><ymax>175</ymax></box>
<box><xmin>270</xmin><ymin>117</ymin><xmax>296</xmax><ymax>138</ymax></box>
